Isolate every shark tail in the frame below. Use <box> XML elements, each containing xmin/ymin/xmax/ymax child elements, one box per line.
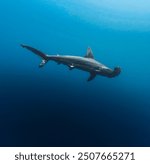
<box><xmin>20</xmin><ymin>44</ymin><xmax>49</xmax><ymax>68</ymax></box>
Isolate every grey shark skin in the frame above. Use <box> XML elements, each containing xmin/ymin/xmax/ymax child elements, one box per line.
<box><xmin>21</xmin><ymin>44</ymin><xmax>121</xmax><ymax>81</ymax></box>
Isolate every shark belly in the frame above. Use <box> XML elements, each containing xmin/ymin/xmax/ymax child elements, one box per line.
<box><xmin>63</xmin><ymin>57</ymin><xmax>99</xmax><ymax>72</ymax></box>
<box><xmin>73</xmin><ymin>63</ymin><xmax>96</xmax><ymax>72</ymax></box>
<box><xmin>49</xmin><ymin>56</ymin><xmax>95</xmax><ymax>72</ymax></box>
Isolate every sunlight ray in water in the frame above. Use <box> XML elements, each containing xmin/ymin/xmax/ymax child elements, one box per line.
<box><xmin>49</xmin><ymin>0</ymin><xmax>150</xmax><ymax>31</ymax></box>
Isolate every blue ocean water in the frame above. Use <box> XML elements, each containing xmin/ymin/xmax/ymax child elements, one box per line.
<box><xmin>0</xmin><ymin>0</ymin><xmax>150</xmax><ymax>146</ymax></box>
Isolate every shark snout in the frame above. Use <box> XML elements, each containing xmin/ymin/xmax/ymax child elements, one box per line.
<box><xmin>112</xmin><ymin>66</ymin><xmax>121</xmax><ymax>77</ymax></box>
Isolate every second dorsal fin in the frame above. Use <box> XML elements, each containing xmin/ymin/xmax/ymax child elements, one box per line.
<box><xmin>84</xmin><ymin>47</ymin><xmax>94</xmax><ymax>59</ymax></box>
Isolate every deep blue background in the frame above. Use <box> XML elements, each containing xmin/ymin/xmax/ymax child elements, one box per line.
<box><xmin>0</xmin><ymin>0</ymin><xmax>150</xmax><ymax>146</ymax></box>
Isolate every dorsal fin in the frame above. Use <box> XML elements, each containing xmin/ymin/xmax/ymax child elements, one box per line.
<box><xmin>84</xmin><ymin>47</ymin><xmax>94</xmax><ymax>59</ymax></box>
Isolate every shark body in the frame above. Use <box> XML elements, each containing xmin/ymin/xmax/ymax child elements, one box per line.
<box><xmin>21</xmin><ymin>44</ymin><xmax>121</xmax><ymax>81</ymax></box>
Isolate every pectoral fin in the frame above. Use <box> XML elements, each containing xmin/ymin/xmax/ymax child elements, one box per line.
<box><xmin>87</xmin><ymin>73</ymin><xmax>96</xmax><ymax>81</ymax></box>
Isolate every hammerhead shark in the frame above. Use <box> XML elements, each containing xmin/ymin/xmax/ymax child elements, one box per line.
<box><xmin>21</xmin><ymin>44</ymin><xmax>121</xmax><ymax>81</ymax></box>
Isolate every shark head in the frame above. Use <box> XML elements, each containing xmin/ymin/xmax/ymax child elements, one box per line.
<box><xmin>110</xmin><ymin>66</ymin><xmax>121</xmax><ymax>77</ymax></box>
<box><xmin>96</xmin><ymin>66</ymin><xmax>121</xmax><ymax>78</ymax></box>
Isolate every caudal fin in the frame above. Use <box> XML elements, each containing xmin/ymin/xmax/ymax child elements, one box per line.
<box><xmin>20</xmin><ymin>44</ymin><xmax>49</xmax><ymax>68</ymax></box>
